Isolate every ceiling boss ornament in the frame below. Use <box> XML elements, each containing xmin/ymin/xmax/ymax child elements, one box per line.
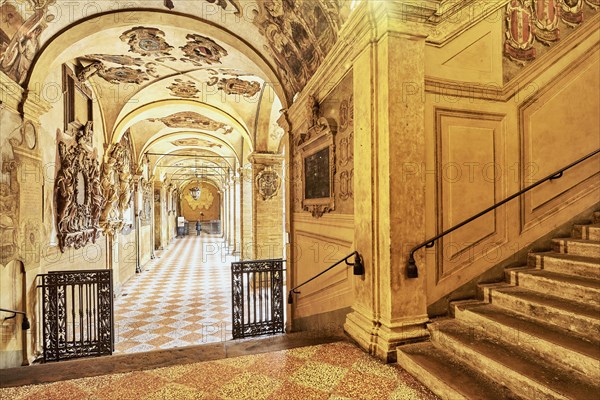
<box><xmin>120</xmin><ymin>27</ymin><xmax>174</xmax><ymax>57</ymax></box>
<box><xmin>180</xmin><ymin>34</ymin><xmax>228</xmax><ymax>65</ymax></box>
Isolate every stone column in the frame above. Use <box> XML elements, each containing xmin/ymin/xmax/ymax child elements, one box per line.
<box><xmin>344</xmin><ymin>3</ymin><xmax>429</xmax><ymax>362</ymax></box>
<box><xmin>234</xmin><ymin>172</ymin><xmax>242</xmax><ymax>257</ymax></box>
<box><xmin>249</xmin><ymin>153</ymin><xmax>285</xmax><ymax>260</ymax></box>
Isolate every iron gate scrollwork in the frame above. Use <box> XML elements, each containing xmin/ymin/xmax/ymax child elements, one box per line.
<box><xmin>37</xmin><ymin>270</ymin><xmax>114</xmax><ymax>362</ymax></box>
<box><xmin>231</xmin><ymin>259</ymin><xmax>285</xmax><ymax>339</ymax></box>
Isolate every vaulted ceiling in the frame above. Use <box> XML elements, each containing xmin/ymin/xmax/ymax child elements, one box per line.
<box><xmin>0</xmin><ymin>0</ymin><xmax>349</xmax><ymax>188</ymax></box>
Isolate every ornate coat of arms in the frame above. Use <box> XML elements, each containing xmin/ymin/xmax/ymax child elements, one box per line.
<box><xmin>533</xmin><ymin>0</ymin><xmax>560</xmax><ymax>44</ymax></box>
<box><xmin>504</xmin><ymin>0</ymin><xmax>537</xmax><ymax>63</ymax></box>
<box><xmin>120</xmin><ymin>27</ymin><xmax>173</xmax><ymax>57</ymax></box>
<box><xmin>256</xmin><ymin>168</ymin><xmax>281</xmax><ymax>201</ymax></box>
<box><xmin>180</xmin><ymin>34</ymin><xmax>228</xmax><ymax>65</ymax></box>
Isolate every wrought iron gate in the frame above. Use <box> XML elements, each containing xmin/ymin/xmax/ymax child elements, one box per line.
<box><xmin>231</xmin><ymin>259</ymin><xmax>285</xmax><ymax>339</ymax></box>
<box><xmin>37</xmin><ymin>270</ymin><xmax>114</xmax><ymax>362</ymax></box>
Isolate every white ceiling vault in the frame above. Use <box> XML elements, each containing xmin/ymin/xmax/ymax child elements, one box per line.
<box><xmin>1</xmin><ymin>0</ymin><xmax>350</xmax><ymax>189</ymax></box>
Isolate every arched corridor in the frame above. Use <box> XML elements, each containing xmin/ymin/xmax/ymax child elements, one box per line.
<box><xmin>114</xmin><ymin>233</ymin><xmax>235</xmax><ymax>353</ymax></box>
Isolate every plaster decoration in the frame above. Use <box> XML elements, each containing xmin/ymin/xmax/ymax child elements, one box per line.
<box><xmin>339</xmin><ymin>169</ymin><xmax>353</xmax><ymax>201</ymax></box>
<box><xmin>339</xmin><ymin>98</ymin><xmax>349</xmax><ymax>131</ymax></box>
<box><xmin>561</xmin><ymin>0</ymin><xmax>585</xmax><ymax>26</ymax></box>
<box><xmin>149</xmin><ymin>112</ymin><xmax>233</xmax><ymax>134</ymax></box>
<box><xmin>140</xmin><ymin>179</ymin><xmax>153</xmax><ymax>226</ymax></box>
<box><xmin>532</xmin><ymin>0</ymin><xmax>560</xmax><ymax>45</ymax></box>
<box><xmin>214</xmin><ymin>77</ymin><xmax>261</xmax><ymax>98</ymax></box>
<box><xmin>120</xmin><ymin>27</ymin><xmax>173</xmax><ymax>57</ymax></box>
<box><xmin>100</xmin><ymin>133</ymin><xmax>134</xmax><ymax>236</ymax></box>
<box><xmin>98</xmin><ymin>66</ymin><xmax>150</xmax><ymax>84</ymax></box>
<box><xmin>180</xmin><ymin>34</ymin><xmax>228</xmax><ymax>65</ymax></box>
<box><xmin>54</xmin><ymin>122</ymin><xmax>103</xmax><ymax>253</ymax></box>
<box><xmin>586</xmin><ymin>0</ymin><xmax>600</xmax><ymax>9</ymax></box>
<box><xmin>82</xmin><ymin>54</ymin><xmax>145</xmax><ymax>67</ymax></box>
<box><xmin>255</xmin><ymin>167</ymin><xmax>281</xmax><ymax>201</ymax></box>
<box><xmin>183</xmin><ymin>183</ymin><xmax>215</xmax><ymax>211</ymax></box>
<box><xmin>167</xmin><ymin>79</ymin><xmax>200</xmax><ymax>98</ymax></box>
<box><xmin>145</xmin><ymin>62</ymin><xmax>160</xmax><ymax>78</ymax></box>
<box><xmin>205</xmin><ymin>0</ymin><xmax>242</xmax><ymax>15</ymax></box>
<box><xmin>22</xmin><ymin>120</ymin><xmax>37</xmax><ymax>150</ymax></box>
<box><xmin>338</xmin><ymin>133</ymin><xmax>353</xmax><ymax>167</ymax></box>
<box><xmin>0</xmin><ymin>3</ymin><xmax>54</xmax><ymax>84</ymax></box>
<box><xmin>0</xmin><ymin>179</ymin><xmax>18</xmax><ymax>265</ymax></box>
<box><xmin>77</xmin><ymin>61</ymin><xmax>104</xmax><ymax>83</ymax></box>
<box><xmin>504</xmin><ymin>0</ymin><xmax>536</xmax><ymax>63</ymax></box>
<box><xmin>171</xmin><ymin>138</ymin><xmax>222</xmax><ymax>148</ymax></box>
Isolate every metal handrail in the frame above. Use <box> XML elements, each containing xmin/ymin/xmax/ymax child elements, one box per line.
<box><xmin>0</xmin><ymin>307</ymin><xmax>30</xmax><ymax>330</ymax></box>
<box><xmin>287</xmin><ymin>251</ymin><xmax>364</xmax><ymax>304</ymax></box>
<box><xmin>406</xmin><ymin>148</ymin><xmax>600</xmax><ymax>278</ymax></box>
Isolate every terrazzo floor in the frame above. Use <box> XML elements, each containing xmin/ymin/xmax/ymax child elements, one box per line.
<box><xmin>0</xmin><ymin>341</ymin><xmax>439</xmax><ymax>400</ymax></box>
<box><xmin>114</xmin><ymin>233</ymin><xmax>236</xmax><ymax>353</ymax></box>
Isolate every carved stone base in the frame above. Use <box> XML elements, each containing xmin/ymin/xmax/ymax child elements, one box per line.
<box><xmin>344</xmin><ymin>309</ymin><xmax>429</xmax><ymax>362</ymax></box>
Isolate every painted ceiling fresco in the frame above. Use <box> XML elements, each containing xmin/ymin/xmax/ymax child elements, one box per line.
<box><xmin>0</xmin><ymin>0</ymin><xmax>347</xmax><ymax>100</ymax></box>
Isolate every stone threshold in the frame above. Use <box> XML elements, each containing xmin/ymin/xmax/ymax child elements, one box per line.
<box><xmin>1</xmin><ymin>333</ymin><xmax>344</xmax><ymax>388</ymax></box>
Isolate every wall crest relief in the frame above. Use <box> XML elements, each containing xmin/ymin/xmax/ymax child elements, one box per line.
<box><xmin>149</xmin><ymin>112</ymin><xmax>233</xmax><ymax>134</ymax></box>
<box><xmin>255</xmin><ymin>167</ymin><xmax>281</xmax><ymax>201</ymax></box>
<box><xmin>167</xmin><ymin>79</ymin><xmax>200</xmax><ymax>98</ymax></box>
<box><xmin>180</xmin><ymin>34</ymin><xmax>228</xmax><ymax>65</ymax></box>
<box><xmin>100</xmin><ymin>133</ymin><xmax>134</xmax><ymax>236</ymax></box>
<box><xmin>54</xmin><ymin>122</ymin><xmax>104</xmax><ymax>253</ymax></box>
<box><xmin>120</xmin><ymin>27</ymin><xmax>173</xmax><ymax>57</ymax></box>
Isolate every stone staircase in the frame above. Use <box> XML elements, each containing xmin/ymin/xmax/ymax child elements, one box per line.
<box><xmin>397</xmin><ymin>212</ymin><xmax>600</xmax><ymax>400</ymax></box>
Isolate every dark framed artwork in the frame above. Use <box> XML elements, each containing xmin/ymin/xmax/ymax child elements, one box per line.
<box><xmin>299</xmin><ymin>118</ymin><xmax>335</xmax><ymax>218</ymax></box>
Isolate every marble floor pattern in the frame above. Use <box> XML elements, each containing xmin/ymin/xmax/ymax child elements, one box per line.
<box><xmin>0</xmin><ymin>341</ymin><xmax>439</xmax><ymax>400</ymax></box>
<box><xmin>114</xmin><ymin>234</ymin><xmax>236</xmax><ymax>353</ymax></box>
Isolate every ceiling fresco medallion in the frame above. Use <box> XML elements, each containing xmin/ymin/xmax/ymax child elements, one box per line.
<box><xmin>149</xmin><ymin>112</ymin><xmax>233</xmax><ymax>134</ymax></box>
<box><xmin>171</xmin><ymin>138</ymin><xmax>222</xmax><ymax>148</ymax></box>
<box><xmin>213</xmin><ymin>77</ymin><xmax>261</xmax><ymax>98</ymax></box>
<box><xmin>120</xmin><ymin>27</ymin><xmax>174</xmax><ymax>57</ymax></box>
<box><xmin>180</xmin><ymin>34</ymin><xmax>228</xmax><ymax>65</ymax></box>
<box><xmin>167</xmin><ymin>79</ymin><xmax>200</xmax><ymax>98</ymax></box>
<box><xmin>98</xmin><ymin>66</ymin><xmax>150</xmax><ymax>84</ymax></box>
<box><xmin>82</xmin><ymin>54</ymin><xmax>145</xmax><ymax>66</ymax></box>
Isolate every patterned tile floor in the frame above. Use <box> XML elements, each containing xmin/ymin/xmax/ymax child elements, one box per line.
<box><xmin>114</xmin><ymin>234</ymin><xmax>236</xmax><ymax>353</ymax></box>
<box><xmin>0</xmin><ymin>342</ymin><xmax>439</xmax><ymax>400</ymax></box>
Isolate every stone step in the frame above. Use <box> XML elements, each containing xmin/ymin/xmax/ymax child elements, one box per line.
<box><xmin>429</xmin><ymin>320</ymin><xmax>599</xmax><ymax>400</ymax></box>
<box><xmin>573</xmin><ymin>223</ymin><xmax>600</xmax><ymax>241</ymax></box>
<box><xmin>552</xmin><ymin>238</ymin><xmax>600</xmax><ymax>258</ymax></box>
<box><xmin>505</xmin><ymin>267</ymin><xmax>600</xmax><ymax>307</ymax></box>
<box><xmin>479</xmin><ymin>284</ymin><xmax>600</xmax><ymax>339</ymax></box>
<box><xmin>528</xmin><ymin>252</ymin><xmax>600</xmax><ymax>279</ymax></box>
<box><xmin>396</xmin><ymin>341</ymin><xmax>523</xmax><ymax>400</ymax></box>
<box><xmin>452</xmin><ymin>301</ymin><xmax>600</xmax><ymax>380</ymax></box>
<box><xmin>593</xmin><ymin>211</ymin><xmax>600</xmax><ymax>224</ymax></box>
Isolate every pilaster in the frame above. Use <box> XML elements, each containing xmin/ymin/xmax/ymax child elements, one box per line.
<box><xmin>342</xmin><ymin>2</ymin><xmax>429</xmax><ymax>362</ymax></box>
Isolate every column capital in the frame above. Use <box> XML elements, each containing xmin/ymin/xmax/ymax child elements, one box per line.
<box><xmin>248</xmin><ymin>152</ymin><xmax>284</xmax><ymax>167</ymax></box>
